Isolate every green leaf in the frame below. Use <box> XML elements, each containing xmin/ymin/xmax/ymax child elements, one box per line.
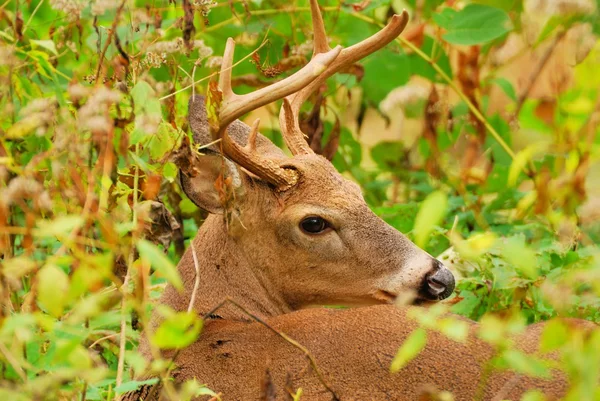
<box><xmin>362</xmin><ymin>48</ymin><xmax>410</xmax><ymax>104</ymax></box>
<box><xmin>37</xmin><ymin>264</ymin><xmax>69</xmax><ymax>317</ymax></box>
<box><xmin>437</xmin><ymin>317</ymin><xmax>470</xmax><ymax>342</ymax></box>
<box><xmin>432</xmin><ymin>8</ymin><xmax>457</xmax><ymax>29</ymax></box>
<box><xmin>374</xmin><ymin>203</ymin><xmax>419</xmax><ymax>234</ymax></box>
<box><xmin>137</xmin><ymin>239</ymin><xmax>183</xmax><ymax>290</ymax></box>
<box><xmin>114</xmin><ymin>378</ymin><xmax>159</xmax><ymax>394</ymax></box>
<box><xmin>520</xmin><ymin>390</ymin><xmax>547</xmax><ymax>401</ymax></box>
<box><xmin>390</xmin><ymin>328</ymin><xmax>427</xmax><ymax>373</ymax></box>
<box><xmin>30</xmin><ymin>40</ymin><xmax>58</xmax><ymax>56</ymax></box>
<box><xmin>507</xmin><ymin>143</ymin><xmax>547</xmax><ymax>187</ymax></box>
<box><xmin>131</xmin><ymin>81</ymin><xmax>157</xmax><ymax>113</ymax></box>
<box><xmin>413</xmin><ymin>191</ymin><xmax>448</xmax><ymax>247</ymax></box>
<box><xmin>370</xmin><ymin>141</ymin><xmax>406</xmax><ymax>172</ymax></box>
<box><xmin>163</xmin><ymin>161</ymin><xmax>178</xmax><ymax>182</ymax></box>
<box><xmin>501</xmin><ymin>349</ymin><xmax>551</xmax><ymax>378</ymax></box>
<box><xmin>491</xmin><ymin>78</ymin><xmax>517</xmax><ymax>102</ymax></box>
<box><xmin>437</xmin><ymin>4</ymin><xmax>513</xmax><ymax>45</ymax></box>
<box><xmin>36</xmin><ymin>215</ymin><xmax>84</xmax><ymax>237</ymax></box>
<box><xmin>540</xmin><ymin>319</ymin><xmax>569</xmax><ymax>352</ymax></box>
<box><xmin>151</xmin><ymin>311</ymin><xmax>203</xmax><ymax>349</ymax></box>
<box><xmin>500</xmin><ymin>236</ymin><xmax>539</xmax><ymax>280</ymax></box>
<box><xmin>451</xmin><ymin>291</ymin><xmax>481</xmax><ymax>317</ymax></box>
<box><xmin>147</xmin><ymin>122</ymin><xmax>178</xmax><ymax>160</ymax></box>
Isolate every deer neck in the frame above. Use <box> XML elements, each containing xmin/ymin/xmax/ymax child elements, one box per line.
<box><xmin>174</xmin><ymin>214</ymin><xmax>292</xmax><ymax>321</ymax></box>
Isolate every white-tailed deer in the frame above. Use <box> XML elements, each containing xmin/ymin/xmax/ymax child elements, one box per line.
<box><xmin>126</xmin><ymin>2</ymin><xmax>596</xmax><ymax>400</ymax></box>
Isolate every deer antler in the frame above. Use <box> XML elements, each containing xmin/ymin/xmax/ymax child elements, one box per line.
<box><xmin>279</xmin><ymin>0</ymin><xmax>410</xmax><ymax>155</ymax></box>
<box><xmin>211</xmin><ymin>38</ymin><xmax>342</xmax><ymax>189</ymax></box>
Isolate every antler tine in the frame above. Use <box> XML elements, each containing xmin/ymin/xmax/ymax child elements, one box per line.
<box><xmin>212</xmin><ymin>37</ymin><xmax>342</xmax><ymax>189</ymax></box>
<box><xmin>279</xmin><ymin>3</ymin><xmax>410</xmax><ymax>155</ymax></box>
<box><xmin>310</xmin><ymin>0</ymin><xmax>329</xmax><ymax>55</ymax></box>
<box><xmin>217</xmin><ymin>39</ymin><xmax>342</xmax><ymax>129</ymax></box>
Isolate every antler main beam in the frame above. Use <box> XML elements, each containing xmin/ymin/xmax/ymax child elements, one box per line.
<box><xmin>212</xmin><ymin>38</ymin><xmax>342</xmax><ymax>189</ymax></box>
<box><xmin>280</xmin><ymin>0</ymin><xmax>410</xmax><ymax>155</ymax></box>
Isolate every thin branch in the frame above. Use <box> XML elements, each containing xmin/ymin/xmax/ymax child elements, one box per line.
<box><xmin>94</xmin><ymin>0</ymin><xmax>127</xmax><ymax>84</ymax></box>
<box><xmin>88</xmin><ymin>333</ymin><xmax>120</xmax><ymax>349</ymax></box>
<box><xmin>491</xmin><ymin>373</ymin><xmax>522</xmax><ymax>401</ymax></box>
<box><xmin>159</xmin><ymin>38</ymin><xmax>270</xmax><ymax>101</ymax></box>
<box><xmin>515</xmin><ymin>30</ymin><xmax>566</xmax><ymax>115</ymax></box>
<box><xmin>0</xmin><ymin>226</ymin><xmax>112</xmax><ymax>250</ymax></box>
<box><xmin>22</xmin><ymin>0</ymin><xmax>44</xmax><ymax>34</ymax></box>
<box><xmin>116</xmin><ymin>144</ymin><xmax>141</xmax><ymax>389</ymax></box>
<box><xmin>187</xmin><ymin>243</ymin><xmax>201</xmax><ymax>313</ymax></box>
<box><xmin>0</xmin><ymin>341</ymin><xmax>26</xmax><ymax>381</ymax></box>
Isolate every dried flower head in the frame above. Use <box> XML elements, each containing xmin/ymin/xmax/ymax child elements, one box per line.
<box><xmin>91</xmin><ymin>0</ymin><xmax>120</xmax><ymax>16</ymax></box>
<box><xmin>15</xmin><ymin>98</ymin><xmax>58</xmax><ymax>137</ymax></box>
<box><xmin>568</xmin><ymin>23</ymin><xmax>597</xmax><ymax>64</ymax></box>
<box><xmin>0</xmin><ymin>177</ymin><xmax>53</xmax><ymax>211</ymax></box>
<box><xmin>205</xmin><ymin>56</ymin><xmax>223</xmax><ymax>69</ymax></box>
<box><xmin>148</xmin><ymin>38</ymin><xmax>185</xmax><ymax>54</ymax></box>
<box><xmin>49</xmin><ymin>0</ymin><xmax>84</xmax><ymax>21</ymax></box>
<box><xmin>292</xmin><ymin>40</ymin><xmax>314</xmax><ymax>56</ymax></box>
<box><xmin>78</xmin><ymin>87</ymin><xmax>122</xmax><ymax>134</ymax></box>
<box><xmin>0</xmin><ymin>44</ymin><xmax>17</xmax><ymax>67</ymax></box>
<box><xmin>143</xmin><ymin>52</ymin><xmax>167</xmax><ymax>69</ymax></box>
<box><xmin>525</xmin><ymin>0</ymin><xmax>596</xmax><ymax>15</ymax></box>
<box><xmin>193</xmin><ymin>0</ymin><xmax>217</xmax><ymax>16</ymax></box>
<box><xmin>194</xmin><ymin>40</ymin><xmax>214</xmax><ymax>59</ymax></box>
<box><xmin>379</xmin><ymin>84</ymin><xmax>429</xmax><ymax>117</ymax></box>
<box><xmin>68</xmin><ymin>83</ymin><xmax>91</xmax><ymax>103</ymax></box>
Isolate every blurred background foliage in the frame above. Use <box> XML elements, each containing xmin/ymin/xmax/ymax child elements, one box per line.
<box><xmin>0</xmin><ymin>0</ymin><xmax>599</xmax><ymax>399</ymax></box>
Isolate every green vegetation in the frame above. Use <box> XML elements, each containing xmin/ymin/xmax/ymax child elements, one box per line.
<box><xmin>0</xmin><ymin>0</ymin><xmax>599</xmax><ymax>400</ymax></box>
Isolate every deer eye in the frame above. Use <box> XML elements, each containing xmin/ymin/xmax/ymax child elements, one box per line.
<box><xmin>300</xmin><ymin>216</ymin><xmax>329</xmax><ymax>234</ymax></box>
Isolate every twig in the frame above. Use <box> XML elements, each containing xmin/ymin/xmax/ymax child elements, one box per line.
<box><xmin>203</xmin><ymin>298</ymin><xmax>340</xmax><ymax>401</ymax></box>
<box><xmin>116</xmin><ymin>144</ymin><xmax>141</xmax><ymax>389</ymax></box>
<box><xmin>187</xmin><ymin>243</ymin><xmax>201</xmax><ymax>313</ymax></box>
<box><xmin>94</xmin><ymin>0</ymin><xmax>127</xmax><ymax>84</ymax></box>
<box><xmin>80</xmin><ymin>381</ymin><xmax>88</xmax><ymax>401</ymax></box>
<box><xmin>0</xmin><ymin>341</ymin><xmax>26</xmax><ymax>381</ymax></box>
<box><xmin>491</xmin><ymin>373</ymin><xmax>522</xmax><ymax>401</ymax></box>
<box><xmin>159</xmin><ymin>34</ymin><xmax>270</xmax><ymax>101</ymax></box>
<box><xmin>88</xmin><ymin>333</ymin><xmax>120</xmax><ymax>349</ymax></box>
<box><xmin>0</xmin><ymin>226</ymin><xmax>112</xmax><ymax>250</ymax></box>
<box><xmin>515</xmin><ymin>30</ymin><xmax>566</xmax><ymax>115</ymax></box>
<box><xmin>22</xmin><ymin>0</ymin><xmax>44</xmax><ymax>34</ymax></box>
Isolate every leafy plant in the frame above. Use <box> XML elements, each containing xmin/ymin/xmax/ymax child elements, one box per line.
<box><xmin>1</xmin><ymin>0</ymin><xmax>599</xmax><ymax>399</ymax></box>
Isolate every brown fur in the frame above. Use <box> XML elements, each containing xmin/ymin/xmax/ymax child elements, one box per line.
<box><xmin>168</xmin><ymin>306</ymin><xmax>589</xmax><ymax>401</ymax></box>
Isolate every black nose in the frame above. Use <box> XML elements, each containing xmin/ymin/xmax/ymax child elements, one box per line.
<box><xmin>421</xmin><ymin>261</ymin><xmax>455</xmax><ymax>300</ymax></box>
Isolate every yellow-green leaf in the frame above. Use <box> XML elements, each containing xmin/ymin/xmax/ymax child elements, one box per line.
<box><xmin>390</xmin><ymin>328</ymin><xmax>427</xmax><ymax>373</ymax></box>
<box><xmin>540</xmin><ymin>319</ymin><xmax>569</xmax><ymax>353</ymax></box>
<box><xmin>501</xmin><ymin>236</ymin><xmax>539</xmax><ymax>280</ymax></box>
<box><xmin>501</xmin><ymin>349</ymin><xmax>551</xmax><ymax>379</ymax></box>
<box><xmin>137</xmin><ymin>239</ymin><xmax>183</xmax><ymax>290</ymax></box>
<box><xmin>151</xmin><ymin>311</ymin><xmax>203</xmax><ymax>349</ymax></box>
<box><xmin>36</xmin><ymin>215</ymin><xmax>84</xmax><ymax>237</ymax></box>
<box><xmin>414</xmin><ymin>191</ymin><xmax>448</xmax><ymax>247</ymax></box>
<box><xmin>37</xmin><ymin>264</ymin><xmax>69</xmax><ymax>317</ymax></box>
<box><xmin>30</xmin><ymin>39</ymin><xmax>58</xmax><ymax>56</ymax></box>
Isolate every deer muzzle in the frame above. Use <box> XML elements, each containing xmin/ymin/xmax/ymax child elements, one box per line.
<box><xmin>420</xmin><ymin>260</ymin><xmax>455</xmax><ymax>301</ymax></box>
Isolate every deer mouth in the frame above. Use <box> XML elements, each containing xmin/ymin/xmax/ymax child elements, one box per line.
<box><xmin>372</xmin><ymin>289</ymin><xmax>398</xmax><ymax>303</ymax></box>
<box><xmin>373</xmin><ymin>289</ymin><xmax>443</xmax><ymax>307</ymax></box>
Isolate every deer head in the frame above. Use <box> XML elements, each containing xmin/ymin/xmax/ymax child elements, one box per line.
<box><xmin>177</xmin><ymin>0</ymin><xmax>454</xmax><ymax>314</ymax></box>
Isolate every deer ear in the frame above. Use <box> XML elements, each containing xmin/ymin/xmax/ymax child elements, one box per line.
<box><xmin>179</xmin><ymin>150</ymin><xmax>245</xmax><ymax>214</ymax></box>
